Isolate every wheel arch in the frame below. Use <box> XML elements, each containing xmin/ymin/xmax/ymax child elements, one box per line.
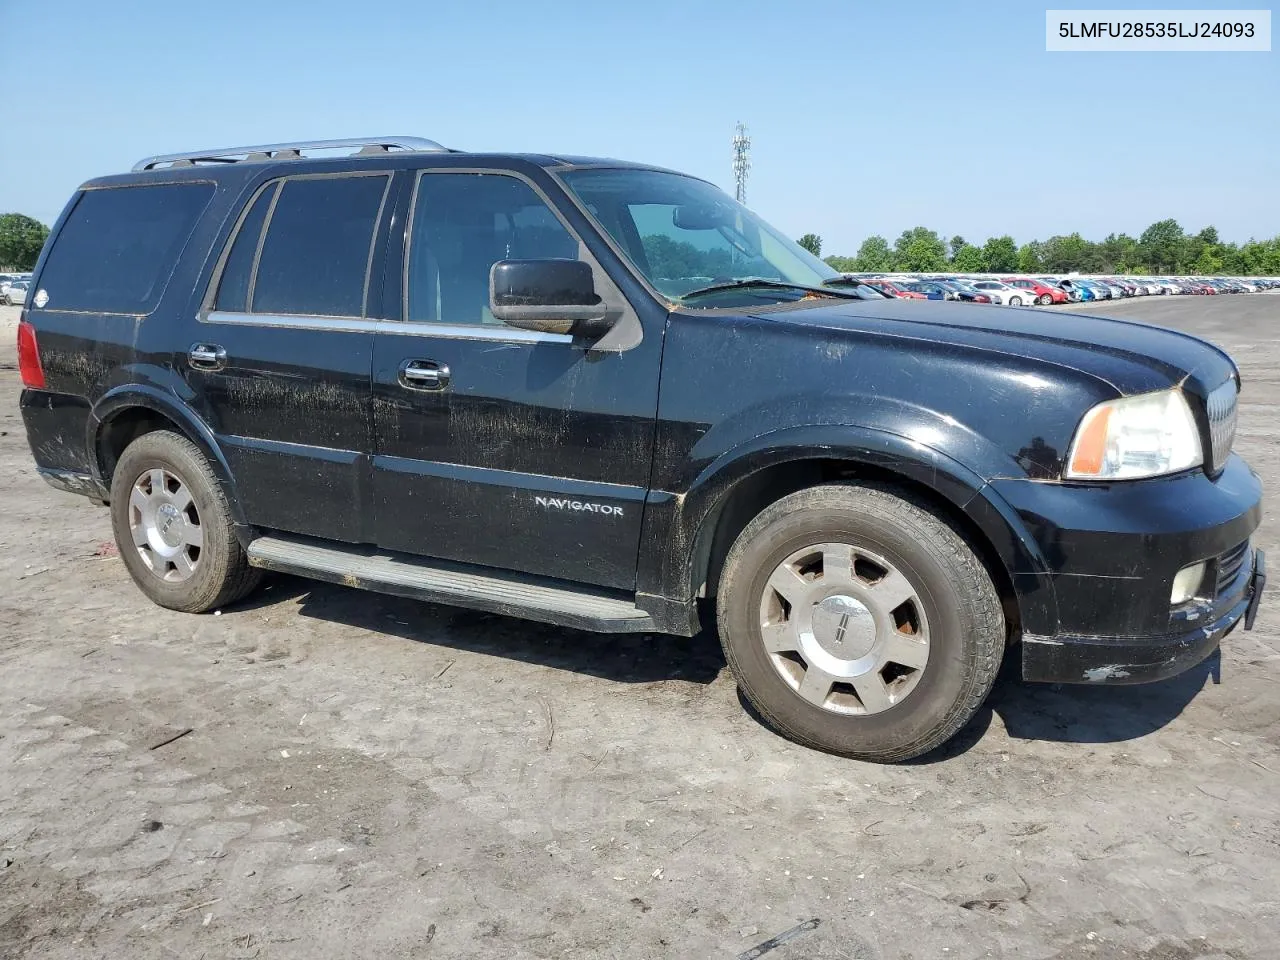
<box><xmin>89</xmin><ymin>385</ymin><xmax>249</xmax><ymax>531</ymax></box>
<box><xmin>670</xmin><ymin>430</ymin><xmax>1058</xmax><ymax>640</ymax></box>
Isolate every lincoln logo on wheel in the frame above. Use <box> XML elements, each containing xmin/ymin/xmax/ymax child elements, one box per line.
<box><xmin>834</xmin><ymin>612</ymin><xmax>850</xmax><ymax>646</ymax></box>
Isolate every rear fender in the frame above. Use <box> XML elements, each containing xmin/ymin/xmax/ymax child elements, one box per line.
<box><xmin>90</xmin><ymin>383</ymin><xmax>248</xmax><ymax>531</ymax></box>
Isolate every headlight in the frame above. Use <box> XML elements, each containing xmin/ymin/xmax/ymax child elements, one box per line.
<box><xmin>1065</xmin><ymin>389</ymin><xmax>1203</xmax><ymax>480</ymax></box>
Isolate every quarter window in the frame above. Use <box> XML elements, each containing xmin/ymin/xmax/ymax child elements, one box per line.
<box><xmin>405</xmin><ymin>173</ymin><xmax>580</xmax><ymax>325</ymax></box>
<box><xmin>36</xmin><ymin>182</ymin><xmax>214</xmax><ymax>315</ymax></box>
<box><xmin>249</xmin><ymin>175</ymin><xmax>388</xmax><ymax>317</ymax></box>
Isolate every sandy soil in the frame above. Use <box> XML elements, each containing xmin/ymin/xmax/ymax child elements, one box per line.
<box><xmin>1</xmin><ymin>297</ymin><xmax>1277</xmax><ymax>959</ymax></box>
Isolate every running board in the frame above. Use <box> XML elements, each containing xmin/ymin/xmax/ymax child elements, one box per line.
<box><xmin>246</xmin><ymin>535</ymin><xmax>656</xmax><ymax>634</ymax></box>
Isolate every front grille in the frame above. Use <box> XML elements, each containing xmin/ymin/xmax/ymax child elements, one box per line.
<box><xmin>1206</xmin><ymin>379</ymin><xmax>1238</xmax><ymax>473</ymax></box>
<box><xmin>1216</xmin><ymin>541</ymin><xmax>1250</xmax><ymax>594</ymax></box>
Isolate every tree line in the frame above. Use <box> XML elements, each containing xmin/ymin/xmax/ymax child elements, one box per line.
<box><xmin>797</xmin><ymin>221</ymin><xmax>1280</xmax><ymax>276</ymax></box>
<box><xmin>0</xmin><ymin>214</ymin><xmax>50</xmax><ymax>271</ymax></box>
<box><xmin>6</xmin><ymin>209</ymin><xmax>1277</xmax><ymax>278</ymax></box>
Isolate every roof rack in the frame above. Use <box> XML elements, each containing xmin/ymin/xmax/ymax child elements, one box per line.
<box><xmin>132</xmin><ymin>136</ymin><xmax>450</xmax><ymax>172</ymax></box>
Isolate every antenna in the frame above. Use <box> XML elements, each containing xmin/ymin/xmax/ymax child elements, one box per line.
<box><xmin>732</xmin><ymin>122</ymin><xmax>751</xmax><ymax>204</ymax></box>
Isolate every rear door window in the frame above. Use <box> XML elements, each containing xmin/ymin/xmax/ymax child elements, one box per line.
<box><xmin>249</xmin><ymin>174</ymin><xmax>389</xmax><ymax>317</ymax></box>
<box><xmin>36</xmin><ymin>182</ymin><xmax>215</xmax><ymax>314</ymax></box>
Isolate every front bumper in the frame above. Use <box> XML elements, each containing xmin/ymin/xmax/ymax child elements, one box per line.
<box><xmin>1023</xmin><ymin>549</ymin><xmax>1265</xmax><ymax>683</ymax></box>
<box><xmin>992</xmin><ymin>455</ymin><xmax>1265</xmax><ymax>685</ymax></box>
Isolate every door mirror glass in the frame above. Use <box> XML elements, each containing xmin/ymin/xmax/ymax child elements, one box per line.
<box><xmin>490</xmin><ymin>259</ymin><xmax>612</xmax><ymax>338</ymax></box>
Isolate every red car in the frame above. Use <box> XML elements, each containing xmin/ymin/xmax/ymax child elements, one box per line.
<box><xmin>865</xmin><ymin>279</ymin><xmax>927</xmax><ymax>299</ymax></box>
<box><xmin>1001</xmin><ymin>277</ymin><xmax>1068</xmax><ymax>305</ymax></box>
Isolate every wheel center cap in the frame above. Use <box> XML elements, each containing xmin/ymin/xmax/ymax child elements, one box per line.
<box><xmin>156</xmin><ymin>503</ymin><xmax>183</xmax><ymax>548</ymax></box>
<box><xmin>811</xmin><ymin>595</ymin><xmax>877</xmax><ymax>660</ymax></box>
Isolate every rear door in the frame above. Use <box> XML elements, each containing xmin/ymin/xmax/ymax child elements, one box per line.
<box><xmin>370</xmin><ymin>168</ymin><xmax>662</xmax><ymax>590</ymax></box>
<box><xmin>189</xmin><ymin>171</ymin><xmax>392</xmax><ymax>543</ymax></box>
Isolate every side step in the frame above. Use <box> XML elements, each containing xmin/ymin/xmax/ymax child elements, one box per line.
<box><xmin>246</xmin><ymin>535</ymin><xmax>656</xmax><ymax>634</ymax></box>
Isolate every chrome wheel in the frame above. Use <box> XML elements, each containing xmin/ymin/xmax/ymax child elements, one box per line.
<box><xmin>128</xmin><ymin>467</ymin><xmax>203</xmax><ymax>582</ymax></box>
<box><xmin>758</xmin><ymin>543</ymin><xmax>929</xmax><ymax>715</ymax></box>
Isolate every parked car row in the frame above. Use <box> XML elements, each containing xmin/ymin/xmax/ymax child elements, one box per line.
<box><xmin>0</xmin><ymin>273</ymin><xmax>33</xmax><ymax>306</ymax></box>
<box><xmin>861</xmin><ymin>276</ymin><xmax>1061</xmax><ymax>306</ymax></box>
<box><xmin>849</xmin><ymin>273</ymin><xmax>1279</xmax><ymax>305</ymax></box>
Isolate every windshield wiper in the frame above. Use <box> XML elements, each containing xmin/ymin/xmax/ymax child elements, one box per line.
<box><xmin>679</xmin><ymin>278</ymin><xmax>858</xmax><ymax>301</ymax></box>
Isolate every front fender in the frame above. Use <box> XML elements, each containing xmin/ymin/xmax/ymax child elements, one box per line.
<box><xmin>636</xmin><ymin>423</ymin><xmax>1059</xmax><ymax>637</ymax></box>
<box><xmin>89</xmin><ymin>383</ymin><xmax>248</xmax><ymax>530</ymax></box>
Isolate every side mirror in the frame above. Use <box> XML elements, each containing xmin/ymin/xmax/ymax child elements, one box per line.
<box><xmin>489</xmin><ymin>259</ymin><xmax>613</xmax><ymax>339</ymax></box>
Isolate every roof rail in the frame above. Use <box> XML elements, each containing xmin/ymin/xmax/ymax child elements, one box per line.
<box><xmin>132</xmin><ymin>136</ymin><xmax>451</xmax><ymax>172</ymax></box>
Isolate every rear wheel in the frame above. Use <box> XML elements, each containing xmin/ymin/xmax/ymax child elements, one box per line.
<box><xmin>717</xmin><ymin>484</ymin><xmax>1004</xmax><ymax>762</ymax></box>
<box><xmin>110</xmin><ymin>430</ymin><xmax>261</xmax><ymax>613</ymax></box>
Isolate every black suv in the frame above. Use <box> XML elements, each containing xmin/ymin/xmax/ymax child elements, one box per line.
<box><xmin>17</xmin><ymin>137</ymin><xmax>1266</xmax><ymax>761</ymax></box>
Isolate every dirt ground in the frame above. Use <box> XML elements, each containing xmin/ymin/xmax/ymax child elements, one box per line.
<box><xmin>1</xmin><ymin>295</ymin><xmax>1277</xmax><ymax>960</ymax></box>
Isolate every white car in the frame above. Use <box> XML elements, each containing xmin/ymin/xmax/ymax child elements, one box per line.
<box><xmin>966</xmin><ymin>279</ymin><xmax>1035</xmax><ymax>306</ymax></box>
<box><xmin>3</xmin><ymin>281</ymin><xmax>29</xmax><ymax>306</ymax></box>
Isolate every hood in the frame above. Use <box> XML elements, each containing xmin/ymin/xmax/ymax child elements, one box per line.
<box><xmin>753</xmin><ymin>297</ymin><xmax>1237</xmax><ymax>398</ymax></box>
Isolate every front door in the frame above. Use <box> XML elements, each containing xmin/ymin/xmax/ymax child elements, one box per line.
<box><xmin>187</xmin><ymin>172</ymin><xmax>392</xmax><ymax>543</ymax></box>
<box><xmin>371</xmin><ymin>169</ymin><xmax>661</xmax><ymax>590</ymax></box>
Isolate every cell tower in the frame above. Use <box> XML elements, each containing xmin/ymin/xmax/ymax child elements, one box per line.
<box><xmin>732</xmin><ymin>122</ymin><xmax>751</xmax><ymax>204</ymax></box>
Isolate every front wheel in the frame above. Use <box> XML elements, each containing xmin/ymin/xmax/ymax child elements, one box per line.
<box><xmin>1008</xmin><ymin>295</ymin><xmax>1023</xmax><ymax>306</ymax></box>
<box><xmin>1037</xmin><ymin>293</ymin><xmax>1052</xmax><ymax>305</ymax></box>
<box><xmin>717</xmin><ymin>484</ymin><xmax>1005</xmax><ymax>762</ymax></box>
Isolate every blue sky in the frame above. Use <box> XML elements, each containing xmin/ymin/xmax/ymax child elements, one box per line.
<box><xmin>1</xmin><ymin>0</ymin><xmax>1275</xmax><ymax>254</ymax></box>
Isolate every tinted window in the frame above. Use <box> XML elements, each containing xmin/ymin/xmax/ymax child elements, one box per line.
<box><xmin>36</xmin><ymin>183</ymin><xmax>214</xmax><ymax>314</ymax></box>
<box><xmin>406</xmin><ymin>173</ymin><xmax>580</xmax><ymax>325</ymax></box>
<box><xmin>213</xmin><ymin>183</ymin><xmax>276</xmax><ymax>312</ymax></box>
<box><xmin>251</xmin><ymin>175</ymin><xmax>388</xmax><ymax>317</ymax></box>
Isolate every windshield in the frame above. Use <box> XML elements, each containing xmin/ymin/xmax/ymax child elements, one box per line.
<box><xmin>559</xmin><ymin>168</ymin><xmax>839</xmax><ymax>301</ymax></box>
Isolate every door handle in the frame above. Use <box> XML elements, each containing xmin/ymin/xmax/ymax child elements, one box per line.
<box><xmin>399</xmin><ymin>359</ymin><xmax>450</xmax><ymax>391</ymax></box>
<box><xmin>188</xmin><ymin>343</ymin><xmax>227</xmax><ymax>371</ymax></box>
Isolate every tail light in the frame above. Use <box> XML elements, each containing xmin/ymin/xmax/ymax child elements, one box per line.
<box><xmin>17</xmin><ymin>320</ymin><xmax>46</xmax><ymax>389</ymax></box>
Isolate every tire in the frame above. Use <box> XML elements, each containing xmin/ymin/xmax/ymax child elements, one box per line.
<box><xmin>716</xmin><ymin>483</ymin><xmax>1004</xmax><ymax>762</ymax></box>
<box><xmin>1008</xmin><ymin>296</ymin><xmax>1023</xmax><ymax>306</ymax></box>
<box><xmin>110</xmin><ymin>430</ymin><xmax>261</xmax><ymax>613</ymax></box>
<box><xmin>1037</xmin><ymin>293</ymin><xmax>1052</xmax><ymax>305</ymax></box>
